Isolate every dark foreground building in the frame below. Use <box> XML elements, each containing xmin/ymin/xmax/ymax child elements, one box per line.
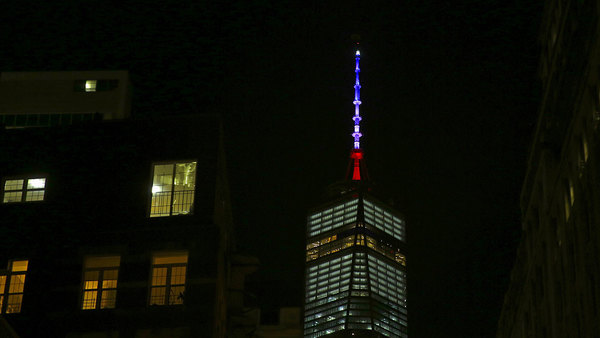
<box><xmin>0</xmin><ymin>114</ymin><xmax>252</xmax><ymax>337</ymax></box>
<box><xmin>498</xmin><ymin>0</ymin><xmax>600</xmax><ymax>336</ymax></box>
<box><xmin>303</xmin><ymin>50</ymin><xmax>408</xmax><ymax>337</ymax></box>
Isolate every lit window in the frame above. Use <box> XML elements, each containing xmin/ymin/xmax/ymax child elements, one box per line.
<box><xmin>564</xmin><ymin>179</ymin><xmax>575</xmax><ymax>221</ymax></box>
<box><xmin>81</xmin><ymin>256</ymin><xmax>120</xmax><ymax>310</ymax></box>
<box><xmin>85</xmin><ymin>80</ymin><xmax>97</xmax><ymax>92</ymax></box>
<box><xmin>149</xmin><ymin>252</ymin><xmax>187</xmax><ymax>306</ymax></box>
<box><xmin>150</xmin><ymin>162</ymin><xmax>196</xmax><ymax>217</ymax></box>
<box><xmin>582</xmin><ymin>136</ymin><xmax>589</xmax><ymax>162</ymax></box>
<box><xmin>2</xmin><ymin>178</ymin><xmax>46</xmax><ymax>203</ymax></box>
<box><xmin>0</xmin><ymin>260</ymin><xmax>28</xmax><ymax>313</ymax></box>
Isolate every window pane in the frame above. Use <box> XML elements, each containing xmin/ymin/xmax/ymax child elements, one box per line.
<box><xmin>169</xmin><ymin>286</ymin><xmax>185</xmax><ymax>305</ymax></box>
<box><xmin>85</xmin><ymin>80</ymin><xmax>97</xmax><ymax>92</ymax></box>
<box><xmin>153</xmin><ymin>253</ymin><xmax>188</xmax><ymax>265</ymax></box>
<box><xmin>151</xmin><ymin>164</ymin><xmax>174</xmax><ymax>217</ymax></box>
<box><xmin>4</xmin><ymin>180</ymin><xmax>23</xmax><ymax>191</ymax></box>
<box><xmin>3</xmin><ymin>191</ymin><xmax>22</xmax><ymax>203</ymax></box>
<box><xmin>102</xmin><ymin>278</ymin><xmax>117</xmax><ymax>289</ymax></box>
<box><xmin>171</xmin><ymin>190</ymin><xmax>194</xmax><ymax>215</ymax></box>
<box><xmin>100</xmin><ymin>289</ymin><xmax>117</xmax><ymax>309</ymax></box>
<box><xmin>171</xmin><ymin>266</ymin><xmax>186</xmax><ymax>285</ymax></box>
<box><xmin>25</xmin><ymin>190</ymin><xmax>45</xmax><ymax>202</ymax></box>
<box><xmin>84</xmin><ymin>270</ymin><xmax>99</xmax><ymax>282</ymax></box>
<box><xmin>27</xmin><ymin>178</ymin><xmax>45</xmax><ymax>189</ymax></box>
<box><xmin>11</xmin><ymin>261</ymin><xmax>28</xmax><ymax>272</ymax></box>
<box><xmin>150</xmin><ymin>287</ymin><xmax>166</xmax><ymax>305</ymax></box>
<box><xmin>152</xmin><ymin>267</ymin><xmax>167</xmax><ymax>286</ymax></box>
<box><xmin>152</xmin><ymin>165</ymin><xmax>174</xmax><ymax>191</ymax></box>
<box><xmin>82</xmin><ymin>290</ymin><xmax>97</xmax><ymax>310</ymax></box>
<box><xmin>174</xmin><ymin>162</ymin><xmax>196</xmax><ymax>189</ymax></box>
<box><xmin>8</xmin><ymin>274</ymin><xmax>25</xmax><ymax>293</ymax></box>
<box><xmin>102</xmin><ymin>279</ymin><xmax>117</xmax><ymax>289</ymax></box>
<box><xmin>0</xmin><ymin>275</ymin><xmax>5</xmax><ymax>293</ymax></box>
<box><xmin>84</xmin><ymin>280</ymin><xmax>98</xmax><ymax>290</ymax></box>
<box><xmin>103</xmin><ymin>269</ymin><xmax>118</xmax><ymax>283</ymax></box>
<box><xmin>6</xmin><ymin>294</ymin><xmax>23</xmax><ymax>313</ymax></box>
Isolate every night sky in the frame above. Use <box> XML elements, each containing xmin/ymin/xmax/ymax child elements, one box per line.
<box><xmin>1</xmin><ymin>1</ymin><xmax>543</xmax><ymax>337</ymax></box>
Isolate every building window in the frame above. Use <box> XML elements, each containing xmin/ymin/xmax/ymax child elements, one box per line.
<box><xmin>150</xmin><ymin>162</ymin><xmax>196</xmax><ymax>217</ymax></box>
<box><xmin>2</xmin><ymin>178</ymin><xmax>46</xmax><ymax>203</ymax></box>
<box><xmin>149</xmin><ymin>252</ymin><xmax>187</xmax><ymax>306</ymax></box>
<box><xmin>81</xmin><ymin>256</ymin><xmax>120</xmax><ymax>310</ymax></box>
<box><xmin>0</xmin><ymin>260</ymin><xmax>28</xmax><ymax>314</ymax></box>
<box><xmin>85</xmin><ymin>80</ymin><xmax>97</xmax><ymax>92</ymax></box>
<box><xmin>564</xmin><ymin>179</ymin><xmax>574</xmax><ymax>221</ymax></box>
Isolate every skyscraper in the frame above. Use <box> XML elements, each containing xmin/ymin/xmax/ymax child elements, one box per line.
<box><xmin>303</xmin><ymin>49</ymin><xmax>408</xmax><ymax>337</ymax></box>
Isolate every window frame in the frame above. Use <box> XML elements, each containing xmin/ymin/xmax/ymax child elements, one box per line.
<box><xmin>80</xmin><ymin>255</ymin><xmax>121</xmax><ymax>310</ymax></box>
<box><xmin>0</xmin><ymin>259</ymin><xmax>29</xmax><ymax>314</ymax></box>
<box><xmin>148</xmin><ymin>251</ymin><xmax>188</xmax><ymax>306</ymax></box>
<box><xmin>2</xmin><ymin>176</ymin><xmax>47</xmax><ymax>203</ymax></box>
<box><xmin>148</xmin><ymin>160</ymin><xmax>197</xmax><ymax>218</ymax></box>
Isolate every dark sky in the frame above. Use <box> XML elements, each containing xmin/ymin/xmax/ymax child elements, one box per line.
<box><xmin>1</xmin><ymin>1</ymin><xmax>543</xmax><ymax>337</ymax></box>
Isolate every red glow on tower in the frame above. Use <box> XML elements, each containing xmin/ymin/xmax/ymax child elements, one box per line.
<box><xmin>351</xmin><ymin>149</ymin><xmax>363</xmax><ymax>181</ymax></box>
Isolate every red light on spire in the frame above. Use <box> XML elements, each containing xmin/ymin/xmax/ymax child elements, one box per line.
<box><xmin>352</xmin><ymin>159</ymin><xmax>361</xmax><ymax>181</ymax></box>
<box><xmin>351</xmin><ymin>149</ymin><xmax>363</xmax><ymax>181</ymax></box>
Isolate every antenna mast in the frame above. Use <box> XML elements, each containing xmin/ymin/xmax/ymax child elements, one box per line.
<box><xmin>352</xmin><ymin>49</ymin><xmax>362</xmax><ymax>149</ymax></box>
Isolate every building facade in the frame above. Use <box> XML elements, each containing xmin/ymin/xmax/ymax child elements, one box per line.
<box><xmin>497</xmin><ymin>0</ymin><xmax>600</xmax><ymax>336</ymax></box>
<box><xmin>0</xmin><ymin>70</ymin><xmax>131</xmax><ymax>128</ymax></box>
<box><xmin>0</xmin><ymin>114</ymin><xmax>252</xmax><ymax>337</ymax></box>
<box><xmin>303</xmin><ymin>49</ymin><xmax>408</xmax><ymax>337</ymax></box>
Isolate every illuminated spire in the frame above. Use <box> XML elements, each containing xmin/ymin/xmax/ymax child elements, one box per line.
<box><xmin>347</xmin><ymin>47</ymin><xmax>368</xmax><ymax>182</ymax></box>
<box><xmin>352</xmin><ymin>49</ymin><xmax>362</xmax><ymax>149</ymax></box>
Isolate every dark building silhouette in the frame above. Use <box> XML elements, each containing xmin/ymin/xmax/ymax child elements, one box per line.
<box><xmin>303</xmin><ymin>49</ymin><xmax>408</xmax><ymax>337</ymax></box>
<box><xmin>0</xmin><ymin>112</ymin><xmax>255</xmax><ymax>337</ymax></box>
<box><xmin>498</xmin><ymin>0</ymin><xmax>600</xmax><ymax>336</ymax></box>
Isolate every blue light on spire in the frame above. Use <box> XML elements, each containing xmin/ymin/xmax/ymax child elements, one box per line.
<box><xmin>352</xmin><ymin>49</ymin><xmax>362</xmax><ymax>149</ymax></box>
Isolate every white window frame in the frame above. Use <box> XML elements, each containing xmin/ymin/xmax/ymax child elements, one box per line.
<box><xmin>2</xmin><ymin>177</ymin><xmax>46</xmax><ymax>203</ymax></box>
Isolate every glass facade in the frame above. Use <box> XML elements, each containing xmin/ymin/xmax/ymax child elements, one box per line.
<box><xmin>304</xmin><ymin>195</ymin><xmax>407</xmax><ymax>337</ymax></box>
<box><xmin>364</xmin><ymin>199</ymin><xmax>405</xmax><ymax>241</ymax></box>
<box><xmin>308</xmin><ymin>198</ymin><xmax>358</xmax><ymax>237</ymax></box>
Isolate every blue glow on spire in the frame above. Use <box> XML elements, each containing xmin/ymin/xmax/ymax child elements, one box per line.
<box><xmin>352</xmin><ymin>49</ymin><xmax>362</xmax><ymax>149</ymax></box>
